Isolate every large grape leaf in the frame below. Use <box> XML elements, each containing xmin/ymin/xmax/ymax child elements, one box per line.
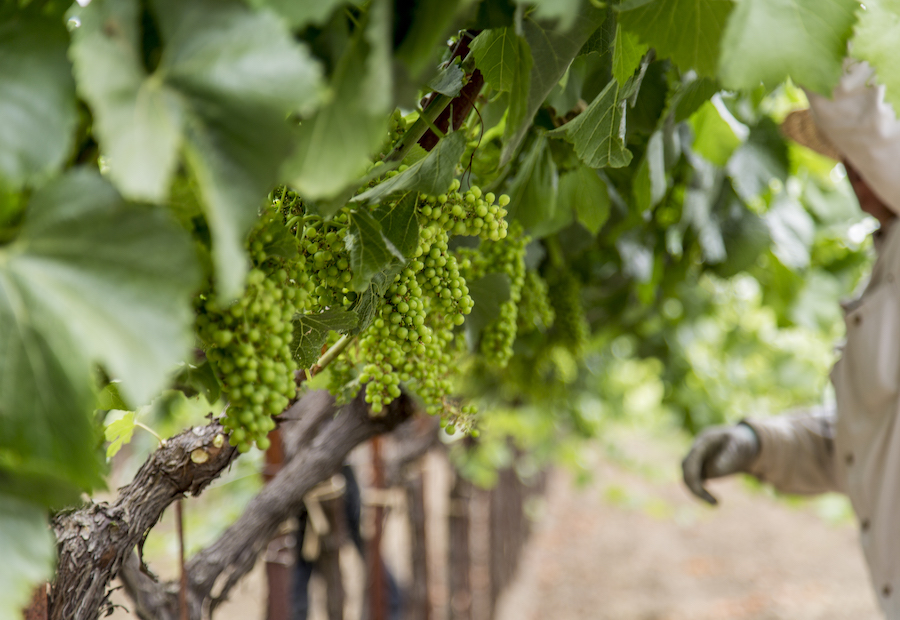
<box><xmin>253</xmin><ymin>0</ymin><xmax>352</xmax><ymax>28</ymax></box>
<box><xmin>558</xmin><ymin>164</ymin><xmax>611</xmax><ymax>235</ymax></box>
<box><xmin>394</xmin><ymin>0</ymin><xmax>474</xmax><ymax>79</ymax></box>
<box><xmin>521</xmin><ymin>0</ymin><xmax>584</xmax><ymax>32</ymax></box>
<box><xmin>682</xmin><ymin>153</ymin><xmax>726</xmax><ymax>263</ymax></box>
<box><xmin>689</xmin><ymin>100</ymin><xmax>742</xmax><ymax>167</ymax></box>
<box><xmin>672</xmin><ymin>77</ymin><xmax>720</xmax><ymax>123</ymax></box>
<box><xmin>549</xmin><ymin>78</ymin><xmax>633</xmax><ymax>169</ymax></box>
<box><xmin>281</xmin><ymin>14</ymin><xmax>387</xmax><ymax>202</ymax></box>
<box><xmin>718</xmin><ymin>0</ymin><xmax>858</xmax><ymax>95</ymax></box>
<box><xmin>0</xmin><ymin>495</ymin><xmax>55</xmax><ymax>620</ymax></box>
<box><xmin>633</xmin><ymin>130</ymin><xmax>667</xmax><ymax>211</ymax></box>
<box><xmin>0</xmin><ymin>169</ymin><xmax>199</xmax><ymax>505</ymax></box>
<box><xmin>766</xmin><ymin>194</ymin><xmax>815</xmax><ymax>270</ymax></box>
<box><xmin>852</xmin><ymin>0</ymin><xmax>900</xmax><ymax>113</ymax></box>
<box><xmin>70</xmin><ymin>0</ymin><xmax>322</xmax><ymax>298</ymax></box>
<box><xmin>352</xmin><ymin>132</ymin><xmax>467</xmax><ymax>205</ymax></box>
<box><xmin>0</xmin><ymin>12</ymin><xmax>77</xmax><ymax>189</ymax></box>
<box><xmin>612</xmin><ymin>24</ymin><xmax>649</xmax><ymax>86</ymax></box>
<box><xmin>506</xmin><ymin>133</ymin><xmax>558</xmax><ymax>231</ymax></box>
<box><xmin>712</xmin><ymin>196</ymin><xmax>772</xmax><ymax>278</ymax></box>
<box><xmin>470</xmin><ymin>28</ymin><xmax>527</xmax><ymax>92</ymax></box>
<box><xmin>617</xmin><ymin>0</ymin><xmax>734</xmax><ymax>78</ymax></box>
<box><xmin>725</xmin><ymin>118</ymin><xmax>789</xmax><ymax>203</ymax></box>
<box><xmin>501</xmin><ymin>4</ymin><xmax>608</xmax><ymax>165</ymax></box>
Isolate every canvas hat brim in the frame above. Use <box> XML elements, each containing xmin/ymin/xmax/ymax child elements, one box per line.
<box><xmin>780</xmin><ymin>109</ymin><xmax>842</xmax><ymax>161</ymax></box>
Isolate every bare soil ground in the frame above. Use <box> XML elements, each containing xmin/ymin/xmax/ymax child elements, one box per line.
<box><xmin>495</xmin><ymin>426</ymin><xmax>880</xmax><ymax>620</ymax></box>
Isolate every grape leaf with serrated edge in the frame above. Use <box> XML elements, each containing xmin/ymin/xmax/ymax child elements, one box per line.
<box><xmin>291</xmin><ymin>309</ymin><xmax>360</xmax><ymax>368</ymax></box>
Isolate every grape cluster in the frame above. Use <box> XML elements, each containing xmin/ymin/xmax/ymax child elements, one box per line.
<box><xmin>416</xmin><ymin>226</ymin><xmax>473</xmax><ymax>318</ymax></box>
<box><xmin>197</xmin><ymin>227</ymin><xmax>302</xmax><ymax>452</ymax></box>
<box><xmin>517</xmin><ymin>270</ymin><xmax>555</xmax><ymax>334</ymax></box>
<box><xmin>356</xmin><ymin>225</ymin><xmax>476</xmax><ymax>414</ymax></box>
<box><xmin>418</xmin><ymin>180</ymin><xmax>510</xmax><ymax>241</ymax></box>
<box><xmin>323</xmin><ymin>187</ymin><xmax>515</xmax><ymax>420</ymax></box>
<box><xmin>548</xmin><ymin>270</ymin><xmax>590</xmax><ymax>358</ymax></box>
<box><xmin>458</xmin><ymin>222</ymin><xmax>529</xmax><ymax>368</ymax></box>
<box><xmin>295</xmin><ymin>215</ymin><xmax>354</xmax><ymax>309</ymax></box>
<box><xmin>203</xmin><ymin>173</ymin><xmax>526</xmax><ymax>441</ymax></box>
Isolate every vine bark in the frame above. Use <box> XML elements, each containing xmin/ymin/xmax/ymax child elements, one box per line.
<box><xmin>49</xmin><ymin>388</ymin><xmax>414</xmax><ymax>620</ymax></box>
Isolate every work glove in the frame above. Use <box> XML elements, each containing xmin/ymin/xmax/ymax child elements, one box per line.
<box><xmin>681</xmin><ymin>423</ymin><xmax>760</xmax><ymax>505</ymax></box>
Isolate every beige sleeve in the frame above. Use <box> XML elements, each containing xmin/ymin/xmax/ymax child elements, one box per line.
<box><xmin>741</xmin><ymin>409</ymin><xmax>843</xmax><ymax>496</ymax></box>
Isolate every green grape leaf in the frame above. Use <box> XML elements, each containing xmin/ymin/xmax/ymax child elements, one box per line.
<box><xmin>464</xmin><ymin>273</ymin><xmax>512</xmax><ymax>351</ymax></box>
<box><xmin>258</xmin><ymin>214</ymin><xmax>299</xmax><ymax>261</ymax></box>
<box><xmin>765</xmin><ymin>194</ymin><xmax>815</xmax><ymax>270</ymax></box>
<box><xmin>617</xmin><ymin>0</ymin><xmax>734</xmax><ymax>78</ymax></box>
<box><xmin>505</xmin><ymin>35</ymin><xmax>535</xmax><ymax>160</ymax></box>
<box><xmin>172</xmin><ymin>360</ymin><xmax>222</xmax><ymax>403</ymax></box>
<box><xmin>363</xmin><ymin>0</ymin><xmax>394</xmax><ymax>113</ymax></box>
<box><xmin>725</xmin><ymin>118</ymin><xmax>789</xmax><ymax>203</ymax></box>
<box><xmin>712</xmin><ymin>197</ymin><xmax>772</xmax><ymax>278</ymax></box>
<box><xmin>428</xmin><ymin>62</ymin><xmax>466</xmax><ymax>97</ymax></box>
<box><xmin>549</xmin><ymin>78</ymin><xmax>633</xmax><ymax>169</ymax></box>
<box><xmin>718</xmin><ymin>0</ymin><xmax>858</xmax><ymax>95</ymax></box>
<box><xmin>853</xmin><ymin>0</ymin><xmax>900</xmax><ymax>113</ymax></box>
<box><xmin>682</xmin><ymin>152</ymin><xmax>725</xmax><ymax>263</ymax></box>
<box><xmin>689</xmin><ymin>100</ymin><xmax>742</xmax><ymax>167</ymax></box>
<box><xmin>69</xmin><ymin>0</ymin><xmax>181</xmax><ymax>203</ymax></box>
<box><xmin>349</xmin><ymin>262</ymin><xmax>404</xmax><ymax>334</ymax></box>
<box><xmin>506</xmin><ymin>133</ymin><xmax>558</xmax><ymax>231</ymax></box>
<box><xmin>291</xmin><ymin>309</ymin><xmax>360</xmax><ymax>369</ymax></box>
<box><xmin>253</xmin><ymin>0</ymin><xmax>351</xmax><ymax>28</ymax></box>
<box><xmin>0</xmin><ymin>12</ymin><xmax>77</xmax><ymax>189</ymax></box>
<box><xmin>501</xmin><ymin>5</ymin><xmax>607</xmax><ymax>165</ymax></box>
<box><xmin>71</xmin><ymin>0</ymin><xmax>322</xmax><ymax>299</ymax></box>
<box><xmin>104</xmin><ymin>412</ymin><xmax>136</xmax><ymax>459</ymax></box>
<box><xmin>346</xmin><ymin>210</ymin><xmax>403</xmax><ymax>291</ymax></box>
<box><xmin>672</xmin><ymin>77</ymin><xmax>721</xmax><ymax>123</ymax></box>
<box><xmin>353</xmin><ymin>132</ymin><xmax>467</xmax><ymax>205</ymax></box>
<box><xmin>0</xmin><ymin>495</ymin><xmax>56</xmax><ymax>620</ymax></box>
<box><xmin>282</xmin><ymin>20</ymin><xmax>387</xmax><ymax>202</ymax></box>
<box><xmin>612</xmin><ymin>24</ymin><xmax>649</xmax><ymax>86</ymax></box>
<box><xmin>558</xmin><ymin>164</ymin><xmax>611</xmax><ymax>235</ymax></box>
<box><xmin>470</xmin><ymin>28</ymin><xmax>525</xmax><ymax>92</ymax></box>
<box><xmin>633</xmin><ymin>130</ymin><xmax>667</xmax><ymax>212</ymax></box>
<box><xmin>579</xmin><ymin>8</ymin><xmax>616</xmax><ymax>58</ymax></box>
<box><xmin>0</xmin><ymin>169</ymin><xmax>199</xmax><ymax>506</ymax></box>
<box><xmin>97</xmin><ymin>382</ymin><xmax>129</xmax><ymax>411</ymax></box>
<box><xmin>520</xmin><ymin>0</ymin><xmax>584</xmax><ymax>32</ymax></box>
<box><xmin>472</xmin><ymin>0</ymin><xmax>517</xmax><ymax>29</ymax></box>
<box><xmin>394</xmin><ymin>0</ymin><xmax>472</xmax><ymax>79</ymax></box>
<box><xmin>373</xmin><ymin>192</ymin><xmax>420</xmax><ymax>259</ymax></box>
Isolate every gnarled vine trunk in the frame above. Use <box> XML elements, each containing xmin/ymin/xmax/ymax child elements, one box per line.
<box><xmin>49</xmin><ymin>388</ymin><xmax>414</xmax><ymax>620</ymax></box>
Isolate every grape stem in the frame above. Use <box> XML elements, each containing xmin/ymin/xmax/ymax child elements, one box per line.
<box><xmin>135</xmin><ymin>421</ymin><xmax>164</xmax><ymax>445</ymax></box>
<box><xmin>310</xmin><ymin>333</ymin><xmax>354</xmax><ymax>377</ymax></box>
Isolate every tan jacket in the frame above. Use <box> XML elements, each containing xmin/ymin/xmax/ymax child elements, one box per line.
<box><xmin>745</xmin><ymin>221</ymin><xmax>900</xmax><ymax>617</ymax></box>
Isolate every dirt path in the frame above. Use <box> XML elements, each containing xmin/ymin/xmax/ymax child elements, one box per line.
<box><xmin>495</xmin><ymin>427</ymin><xmax>880</xmax><ymax>620</ymax></box>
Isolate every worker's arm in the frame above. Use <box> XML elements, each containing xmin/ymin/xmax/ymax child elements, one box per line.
<box><xmin>682</xmin><ymin>407</ymin><xmax>841</xmax><ymax>504</ymax></box>
<box><xmin>742</xmin><ymin>408</ymin><xmax>843</xmax><ymax>495</ymax></box>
